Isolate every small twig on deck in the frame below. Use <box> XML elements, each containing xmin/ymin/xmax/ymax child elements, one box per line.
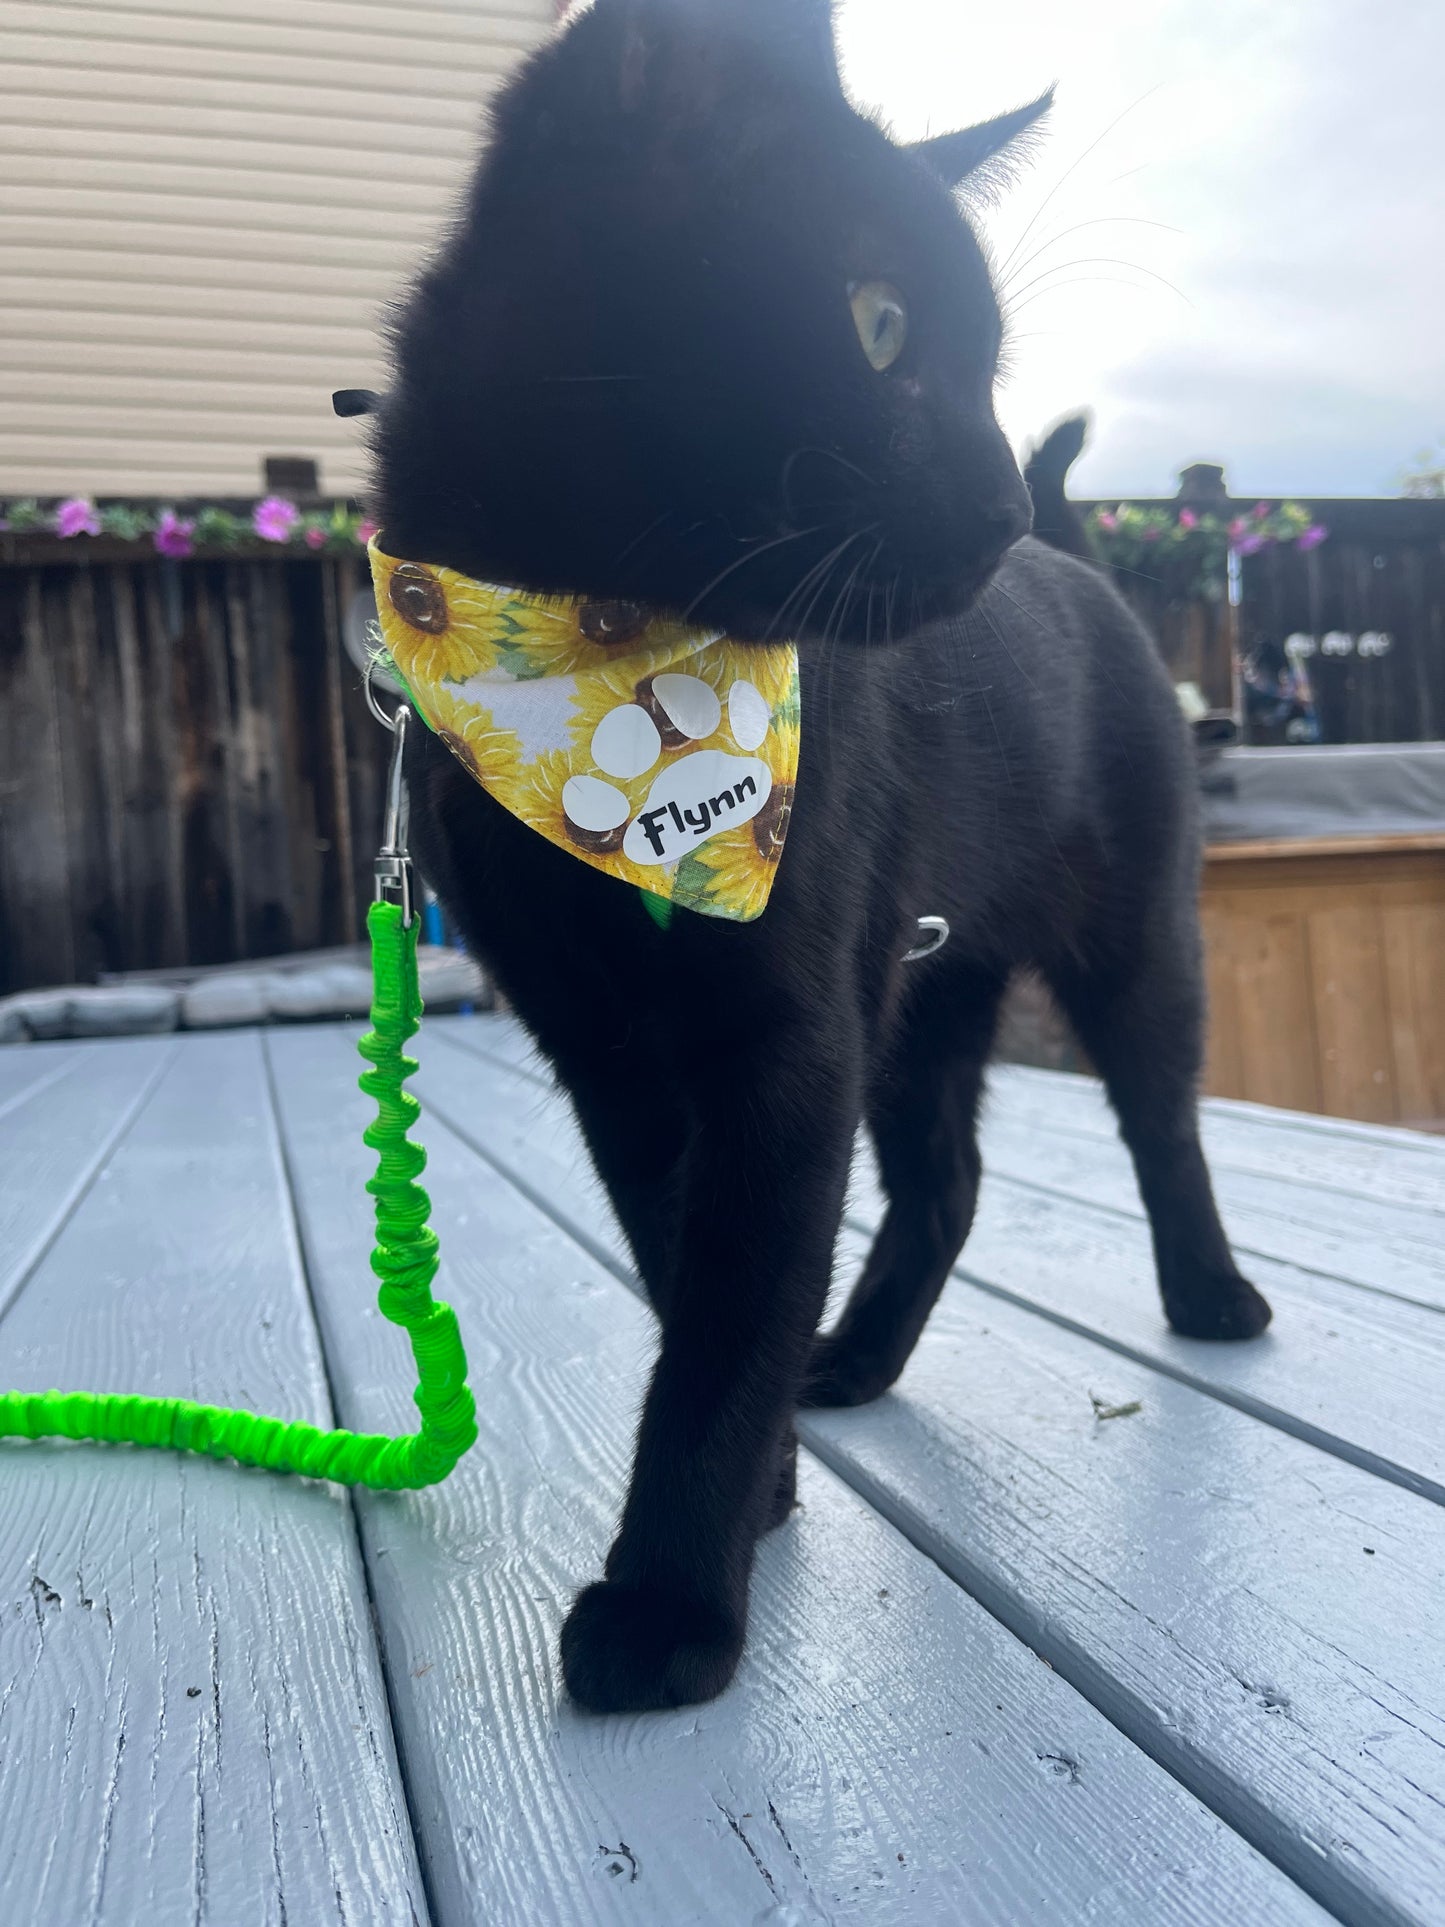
<box><xmin>1090</xmin><ymin>1395</ymin><xmax>1143</xmax><ymax>1422</ymax></box>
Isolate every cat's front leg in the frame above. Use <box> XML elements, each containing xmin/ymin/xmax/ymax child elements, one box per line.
<box><xmin>560</xmin><ymin>1025</ymin><xmax>858</xmax><ymax>1713</ymax></box>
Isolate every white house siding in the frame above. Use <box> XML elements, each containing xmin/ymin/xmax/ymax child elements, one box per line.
<box><xmin>0</xmin><ymin>0</ymin><xmax>556</xmax><ymax>497</ymax></box>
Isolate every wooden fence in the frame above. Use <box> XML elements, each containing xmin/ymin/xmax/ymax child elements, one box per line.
<box><xmin>4</xmin><ymin>493</ymin><xmax>1443</xmax><ymax>995</ymax></box>
<box><xmin>0</xmin><ymin>542</ymin><xmax>389</xmax><ymax>997</ymax></box>
<box><xmin>1238</xmin><ymin>498</ymin><xmax>1445</xmax><ymax>744</ymax></box>
<box><xmin>1089</xmin><ymin>494</ymin><xmax>1445</xmax><ymax>742</ymax></box>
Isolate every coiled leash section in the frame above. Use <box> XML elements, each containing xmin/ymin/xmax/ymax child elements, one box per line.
<box><xmin>0</xmin><ymin>703</ymin><xmax>477</xmax><ymax>1491</ymax></box>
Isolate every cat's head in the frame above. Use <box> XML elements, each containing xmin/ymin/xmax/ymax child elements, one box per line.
<box><xmin>375</xmin><ymin>0</ymin><xmax>1048</xmax><ymax>644</ymax></box>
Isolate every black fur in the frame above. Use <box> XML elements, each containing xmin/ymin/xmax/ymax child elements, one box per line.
<box><xmin>1024</xmin><ymin>413</ymin><xmax>1099</xmax><ymax>563</ymax></box>
<box><xmin>373</xmin><ymin>0</ymin><xmax>1270</xmax><ymax>1715</ymax></box>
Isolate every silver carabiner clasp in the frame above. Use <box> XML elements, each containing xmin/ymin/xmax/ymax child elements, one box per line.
<box><xmin>902</xmin><ymin>914</ymin><xmax>950</xmax><ymax>963</ymax></box>
<box><xmin>372</xmin><ymin>681</ymin><xmax>415</xmax><ymax>928</ymax></box>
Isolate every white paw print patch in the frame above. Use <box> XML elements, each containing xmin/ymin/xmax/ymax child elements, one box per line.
<box><xmin>562</xmin><ymin>674</ymin><xmax>774</xmax><ymax>865</ymax></box>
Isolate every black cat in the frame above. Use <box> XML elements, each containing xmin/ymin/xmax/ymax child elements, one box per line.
<box><xmin>371</xmin><ymin>0</ymin><xmax>1271</xmax><ymax>1714</ymax></box>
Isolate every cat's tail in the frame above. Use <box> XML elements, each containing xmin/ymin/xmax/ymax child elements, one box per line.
<box><xmin>1023</xmin><ymin>414</ymin><xmax>1097</xmax><ymax>564</ymax></box>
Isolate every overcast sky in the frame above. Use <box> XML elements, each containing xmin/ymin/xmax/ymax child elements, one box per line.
<box><xmin>836</xmin><ymin>0</ymin><xmax>1443</xmax><ymax>498</ymax></box>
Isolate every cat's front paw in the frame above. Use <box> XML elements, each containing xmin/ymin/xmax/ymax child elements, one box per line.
<box><xmin>560</xmin><ymin>1580</ymin><xmax>744</xmax><ymax>1713</ymax></box>
<box><xmin>799</xmin><ymin>1330</ymin><xmax>898</xmax><ymax>1408</ymax></box>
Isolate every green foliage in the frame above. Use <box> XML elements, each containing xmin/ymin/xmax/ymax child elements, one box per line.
<box><xmin>1086</xmin><ymin>500</ymin><xmax>1325</xmax><ymax>600</ymax></box>
<box><xmin>99</xmin><ymin>503</ymin><xmax>156</xmax><ymax>541</ymax></box>
<box><xmin>1</xmin><ymin>495</ymin><xmax>376</xmax><ymax>553</ymax></box>
<box><xmin>1400</xmin><ymin>443</ymin><xmax>1445</xmax><ymax>498</ymax></box>
<box><xmin>193</xmin><ymin>505</ymin><xmax>250</xmax><ymax>546</ymax></box>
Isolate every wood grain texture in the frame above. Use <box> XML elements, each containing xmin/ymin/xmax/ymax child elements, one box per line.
<box><xmin>0</xmin><ymin>1038</ymin><xmax>88</xmax><ymax>1112</ymax></box>
<box><xmin>875</xmin><ymin>1178</ymin><xmax>1445</xmax><ymax>1507</ymax></box>
<box><xmin>1207</xmin><ymin>835</ymin><xmax>1445</xmax><ymax>860</ymax></box>
<box><xmin>1214</xmin><ymin>906</ymin><xmax>1322</xmax><ymax>1114</ymax></box>
<box><xmin>1380</xmin><ymin>900</ymin><xmax>1445</xmax><ymax>1127</ymax></box>
<box><xmin>0</xmin><ymin>554</ymin><xmax>394</xmax><ymax>995</ymax></box>
<box><xmin>1199</xmin><ymin>848</ymin><xmax>1445</xmax><ymax>1125</ymax></box>
<box><xmin>1238</xmin><ymin>506</ymin><xmax>1445</xmax><ymax>745</ymax></box>
<box><xmin>1308</xmin><ymin>903</ymin><xmax>1399</xmax><ymax>1123</ymax></box>
<box><xmin>970</xmin><ymin>1114</ymin><xmax>1445</xmax><ymax>1317</ymax></box>
<box><xmin>805</xmin><ymin>1232</ymin><xmax>1445</xmax><ymax>1927</ymax></box>
<box><xmin>0</xmin><ymin>1034</ymin><xmax>174</xmax><ymax>1319</ymax></box>
<box><xmin>989</xmin><ymin>1062</ymin><xmax>1445</xmax><ymax>1214</ymax></box>
<box><xmin>1200</xmin><ymin>896</ymin><xmax>1246</xmax><ymax>1102</ymax></box>
<box><xmin>429</xmin><ymin>1026</ymin><xmax>1445</xmax><ymax>1501</ymax></box>
<box><xmin>418</xmin><ymin>1020</ymin><xmax>1445</xmax><ymax>1927</ymax></box>
<box><xmin>267</xmin><ymin>1023</ymin><xmax>1326</xmax><ymax>1927</ymax></box>
<box><xmin>0</xmin><ymin>570</ymin><xmax>74</xmax><ymax>989</ymax></box>
<box><xmin>0</xmin><ymin>1031</ymin><xmax>426</xmax><ymax>1926</ymax></box>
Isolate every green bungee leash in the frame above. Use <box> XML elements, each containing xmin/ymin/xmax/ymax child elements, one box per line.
<box><xmin>0</xmin><ymin>701</ymin><xmax>478</xmax><ymax>1490</ymax></box>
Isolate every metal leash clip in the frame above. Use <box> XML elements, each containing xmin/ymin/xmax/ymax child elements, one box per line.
<box><xmin>902</xmin><ymin>914</ymin><xmax>950</xmax><ymax>963</ymax></box>
<box><xmin>369</xmin><ymin>656</ymin><xmax>415</xmax><ymax>929</ymax></box>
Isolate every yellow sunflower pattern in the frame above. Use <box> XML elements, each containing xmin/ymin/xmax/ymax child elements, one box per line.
<box><xmin>368</xmin><ymin>540</ymin><xmax>800</xmax><ymax>921</ymax></box>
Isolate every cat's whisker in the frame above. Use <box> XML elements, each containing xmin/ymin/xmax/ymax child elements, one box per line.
<box><xmin>995</xmin><ymin>88</ymin><xmax>1161</xmax><ymax>283</ymax></box>
<box><xmin>611</xmin><ymin>509</ymin><xmax>676</xmax><ymax>570</ymax></box>
<box><xmin>1005</xmin><ymin>254</ymin><xmax>1189</xmax><ymax>310</ymax></box>
<box><xmin>781</xmin><ymin>445</ymin><xmax>879</xmax><ymax>511</ymax></box>
<box><xmin>679</xmin><ymin>524</ymin><xmax>826</xmax><ymax>623</ymax></box>
<box><xmin>770</xmin><ymin>525</ymin><xmax>878</xmax><ymax>644</ymax></box>
<box><xmin>1006</xmin><ymin>272</ymin><xmax>1190</xmax><ymax>322</ymax></box>
<box><xmin>997</xmin><ymin>214</ymin><xmax>1181</xmax><ymax>293</ymax></box>
<box><xmin>763</xmin><ymin>527</ymin><xmax>864</xmax><ymax>639</ymax></box>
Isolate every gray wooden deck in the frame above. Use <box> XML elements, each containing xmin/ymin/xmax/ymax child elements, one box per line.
<box><xmin>2</xmin><ymin>1018</ymin><xmax>1442</xmax><ymax>1927</ymax></box>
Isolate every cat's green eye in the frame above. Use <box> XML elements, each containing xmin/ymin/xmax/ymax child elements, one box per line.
<box><xmin>849</xmin><ymin>280</ymin><xmax>908</xmax><ymax>372</ymax></box>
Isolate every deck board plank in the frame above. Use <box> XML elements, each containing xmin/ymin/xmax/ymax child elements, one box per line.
<box><xmin>0</xmin><ymin>1038</ymin><xmax>90</xmax><ymax>1112</ymax></box>
<box><xmin>0</xmin><ymin>1033</ymin><xmax>174</xmax><ymax>1319</ymax></box>
<box><xmin>975</xmin><ymin>1112</ymin><xmax>1445</xmax><ymax>1316</ymax></box>
<box><xmin>887</xmin><ymin>1182</ymin><xmax>1445</xmax><ymax>1503</ymax></box>
<box><xmin>418</xmin><ymin>1018</ymin><xmax>1445</xmax><ymax>1927</ymax></box>
<box><xmin>429</xmin><ymin>1022</ymin><xmax>1445</xmax><ymax>1504</ymax></box>
<box><xmin>994</xmin><ymin>1063</ymin><xmax>1445</xmax><ymax>1214</ymax></box>
<box><xmin>0</xmin><ymin>1031</ymin><xmax>427</xmax><ymax>1927</ymax></box>
<box><xmin>268</xmin><ymin>1022</ymin><xmax>1327</xmax><ymax>1927</ymax></box>
<box><xmin>442</xmin><ymin>1018</ymin><xmax>1445</xmax><ymax>1312</ymax></box>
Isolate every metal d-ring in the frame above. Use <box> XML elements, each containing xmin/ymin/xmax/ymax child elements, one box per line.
<box><xmin>902</xmin><ymin>914</ymin><xmax>950</xmax><ymax>963</ymax></box>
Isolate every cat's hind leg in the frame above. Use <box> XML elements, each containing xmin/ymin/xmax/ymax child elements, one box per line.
<box><xmin>802</xmin><ymin>965</ymin><xmax>1009</xmax><ymax>1408</ymax></box>
<box><xmin>1043</xmin><ymin>917</ymin><xmax>1272</xmax><ymax>1340</ymax></box>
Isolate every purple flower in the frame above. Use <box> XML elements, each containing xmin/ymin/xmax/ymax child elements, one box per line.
<box><xmin>1297</xmin><ymin>523</ymin><xmax>1328</xmax><ymax>551</ymax></box>
<box><xmin>1251</xmin><ymin>501</ymin><xmax>1272</xmax><ymax>521</ymax></box>
<box><xmin>153</xmin><ymin>509</ymin><xmax>195</xmax><ymax>559</ymax></box>
<box><xmin>1235</xmin><ymin>532</ymin><xmax>1268</xmax><ymax>556</ymax></box>
<box><xmin>1177</xmin><ymin>508</ymin><xmax>1198</xmax><ymax>530</ymax></box>
<box><xmin>252</xmin><ymin>495</ymin><xmax>300</xmax><ymax>543</ymax></box>
<box><xmin>55</xmin><ymin>495</ymin><xmax>101</xmax><ymax>538</ymax></box>
<box><xmin>304</xmin><ymin>526</ymin><xmax>326</xmax><ymax>550</ymax></box>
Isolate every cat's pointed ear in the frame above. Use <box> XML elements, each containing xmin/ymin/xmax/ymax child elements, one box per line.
<box><xmin>909</xmin><ymin>89</ymin><xmax>1054</xmax><ymax>189</ymax></box>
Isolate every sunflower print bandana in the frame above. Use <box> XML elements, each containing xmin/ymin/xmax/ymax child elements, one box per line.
<box><xmin>368</xmin><ymin>540</ymin><xmax>800</xmax><ymax>922</ymax></box>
